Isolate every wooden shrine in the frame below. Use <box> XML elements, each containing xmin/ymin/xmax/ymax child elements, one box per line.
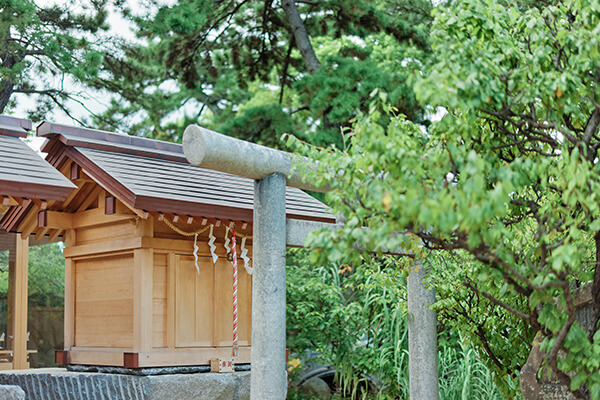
<box><xmin>1</xmin><ymin>122</ymin><xmax>334</xmax><ymax>368</ymax></box>
<box><xmin>0</xmin><ymin>115</ymin><xmax>77</xmax><ymax>370</ymax></box>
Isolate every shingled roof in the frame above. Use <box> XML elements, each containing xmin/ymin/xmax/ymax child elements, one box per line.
<box><xmin>37</xmin><ymin>122</ymin><xmax>334</xmax><ymax>223</ymax></box>
<box><xmin>0</xmin><ymin>116</ymin><xmax>76</xmax><ymax>201</ymax></box>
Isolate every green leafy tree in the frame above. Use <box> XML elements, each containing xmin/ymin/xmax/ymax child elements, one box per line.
<box><xmin>91</xmin><ymin>0</ymin><xmax>435</xmax><ymax>147</ymax></box>
<box><xmin>0</xmin><ymin>243</ymin><xmax>65</xmax><ymax>307</ymax></box>
<box><xmin>0</xmin><ymin>0</ymin><xmax>113</xmax><ymax>121</ymax></box>
<box><xmin>291</xmin><ymin>0</ymin><xmax>600</xmax><ymax>398</ymax></box>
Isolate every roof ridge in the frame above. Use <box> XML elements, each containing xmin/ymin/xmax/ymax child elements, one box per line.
<box><xmin>0</xmin><ymin>115</ymin><xmax>32</xmax><ymax>138</ymax></box>
<box><xmin>37</xmin><ymin>121</ymin><xmax>185</xmax><ymax>162</ymax></box>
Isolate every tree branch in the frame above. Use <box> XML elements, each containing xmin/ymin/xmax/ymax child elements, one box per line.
<box><xmin>281</xmin><ymin>0</ymin><xmax>321</xmax><ymax>74</ymax></box>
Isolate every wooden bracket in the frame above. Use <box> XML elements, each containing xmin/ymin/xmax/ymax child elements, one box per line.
<box><xmin>105</xmin><ymin>195</ymin><xmax>116</xmax><ymax>215</ymax></box>
<box><xmin>70</xmin><ymin>163</ymin><xmax>81</xmax><ymax>181</ymax></box>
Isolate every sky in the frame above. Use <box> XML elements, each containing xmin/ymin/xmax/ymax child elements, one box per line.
<box><xmin>15</xmin><ymin>0</ymin><xmax>140</xmax><ymax>128</ymax></box>
<box><xmin>15</xmin><ymin>0</ymin><xmax>144</xmax><ymax>151</ymax></box>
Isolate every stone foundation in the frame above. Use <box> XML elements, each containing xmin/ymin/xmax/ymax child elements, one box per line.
<box><xmin>0</xmin><ymin>385</ymin><xmax>25</xmax><ymax>400</ymax></box>
<box><xmin>0</xmin><ymin>368</ymin><xmax>250</xmax><ymax>400</ymax></box>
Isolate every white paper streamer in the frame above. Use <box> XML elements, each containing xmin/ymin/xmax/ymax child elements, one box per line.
<box><xmin>193</xmin><ymin>233</ymin><xmax>200</xmax><ymax>274</ymax></box>
<box><xmin>223</xmin><ymin>226</ymin><xmax>231</xmax><ymax>256</ymax></box>
<box><xmin>208</xmin><ymin>224</ymin><xmax>218</xmax><ymax>264</ymax></box>
<box><xmin>241</xmin><ymin>237</ymin><xmax>252</xmax><ymax>275</ymax></box>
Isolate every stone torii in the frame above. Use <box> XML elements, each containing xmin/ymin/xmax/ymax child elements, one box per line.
<box><xmin>183</xmin><ymin>125</ymin><xmax>438</xmax><ymax>400</ymax></box>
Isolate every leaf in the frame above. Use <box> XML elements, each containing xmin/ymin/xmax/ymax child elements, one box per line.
<box><xmin>382</xmin><ymin>192</ymin><xmax>392</xmax><ymax>213</ymax></box>
<box><xmin>555</xmin><ymin>87</ymin><xmax>564</xmax><ymax>98</ymax></box>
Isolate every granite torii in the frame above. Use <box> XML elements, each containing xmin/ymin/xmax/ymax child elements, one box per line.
<box><xmin>183</xmin><ymin>125</ymin><xmax>439</xmax><ymax>400</ymax></box>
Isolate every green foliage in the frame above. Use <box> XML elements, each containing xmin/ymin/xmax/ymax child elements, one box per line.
<box><xmin>91</xmin><ymin>0</ymin><xmax>434</xmax><ymax>147</ymax></box>
<box><xmin>0</xmin><ymin>243</ymin><xmax>65</xmax><ymax>307</ymax></box>
<box><xmin>287</xmin><ymin>249</ymin><xmax>410</xmax><ymax>398</ymax></box>
<box><xmin>0</xmin><ymin>0</ymin><xmax>112</xmax><ymax>120</ymax></box>
<box><xmin>288</xmin><ymin>0</ymin><xmax>600</xmax><ymax>397</ymax></box>
<box><xmin>438</xmin><ymin>337</ymin><xmax>515</xmax><ymax>400</ymax></box>
<box><xmin>286</xmin><ymin>250</ymin><xmax>510</xmax><ymax>399</ymax></box>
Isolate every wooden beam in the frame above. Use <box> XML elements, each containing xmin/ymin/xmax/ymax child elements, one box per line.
<box><xmin>76</xmin><ymin>185</ymin><xmax>101</xmax><ymax>212</ymax></box>
<box><xmin>11</xmin><ymin>197</ymin><xmax>31</xmax><ymax>208</ymax></box>
<box><xmin>0</xmin><ymin>196</ymin><xmax>18</xmax><ymax>206</ymax></box>
<box><xmin>38</xmin><ymin>208</ymin><xmax>136</xmax><ymax>231</ymax></box>
<box><xmin>31</xmin><ymin>199</ymin><xmax>48</xmax><ymax>210</ymax></box>
<box><xmin>35</xmin><ymin>226</ymin><xmax>51</xmax><ymax>242</ymax></box>
<box><xmin>21</xmin><ymin>205</ymin><xmax>40</xmax><ymax>238</ymax></box>
<box><xmin>48</xmin><ymin>229</ymin><xmax>63</xmax><ymax>243</ymax></box>
<box><xmin>74</xmin><ymin>207</ymin><xmax>136</xmax><ymax>228</ymax></box>
<box><xmin>38</xmin><ymin>210</ymin><xmax>73</xmax><ymax>230</ymax></box>
<box><xmin>62</xmin><ymin>237</ymin><xmax>143</xmax><ymax>258</ymax></box>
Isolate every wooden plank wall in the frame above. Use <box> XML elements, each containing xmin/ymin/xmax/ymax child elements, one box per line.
<box><xmin>74</xmin><ymin>253</ymin><xmax>134</xmax><ymax>348</ymax></box>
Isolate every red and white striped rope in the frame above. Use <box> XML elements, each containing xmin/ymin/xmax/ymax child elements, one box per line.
<box><xmin>232</xmin><ymin>228</ymin><xmax>239</xmax><ymax>357</ymax></box>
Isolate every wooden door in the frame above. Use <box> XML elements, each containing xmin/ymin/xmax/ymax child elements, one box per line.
<box><xmin>175</xmin><ymin>255</ymin><xmax>252</xmax><ymax>348</ymax></box>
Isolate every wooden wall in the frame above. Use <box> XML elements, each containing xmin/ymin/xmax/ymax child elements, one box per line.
<box><xmin>74</xmin><ymin>253</ymin><xmax>134</xmax><ymax>348</ymax></box>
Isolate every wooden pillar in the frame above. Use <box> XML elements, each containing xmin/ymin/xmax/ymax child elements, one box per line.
<box><xmin>133</xmin><ymin>218</ymin><xmax>154</xmax><ymax>356</ymax></box>
<box><xmin>8</xmin><ymin>233</ymin><xmax>29</xmax><ymax>369</ymax></box>
<box><xmin>63</xmin><ymin>229</ymin><xmax>76</xmax><ymax>353</ymax></box>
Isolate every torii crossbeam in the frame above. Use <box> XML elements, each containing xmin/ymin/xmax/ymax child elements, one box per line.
<box><xmin>183</xmin><ymin>125</ymin><xmax>438</xmax><ymax>400</ymax></box>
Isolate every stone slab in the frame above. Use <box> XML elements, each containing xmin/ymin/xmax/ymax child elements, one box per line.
<box><xmin>0</xmin><ymin>368</ymin><xmax>250</xmax><ymax>400</ymax></box>
<box><xmin>0</xmin><ymin>384</ymin><xmax>26</xmax><ymax>400</ymax></box>
<box><xmin>67</xmin><ymin>363</ymin><xmax>251</xmax><ymax>376</ymax></box>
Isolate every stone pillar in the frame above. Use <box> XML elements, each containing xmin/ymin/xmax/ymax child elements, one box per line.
<box><xmin>407</xmin><ymin>261</ymin><xmax>438</xmax><ymax>400</ymax></box>
<box><xmin>251</xmin><ymin>173</ymin><xmax>287</xmax><ymax>400</ymax></box>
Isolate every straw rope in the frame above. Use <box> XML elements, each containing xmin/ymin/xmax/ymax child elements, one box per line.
<box><xmin>161</xmin><ymin>217</ymin><xmax>252</xmax><ymax>238</ymax></box>
<box><xmin>162</xmin><ymin>217</ymin><xmax>213</xmax><ymax>236</ymax></box>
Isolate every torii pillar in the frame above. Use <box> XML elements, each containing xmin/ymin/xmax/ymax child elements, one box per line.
<box><xmin>183</xmin><ymin>125</ymin><xmax>438</xmax><ymax>400</ymax></box>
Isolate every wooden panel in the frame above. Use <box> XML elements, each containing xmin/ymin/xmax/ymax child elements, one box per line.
<box><xmin>152</xmin><ymin>253</ymin><xmax>168</xmax><ymax>348</ymax></box>
<box><xmin>175</xmin><ymin>255</ymin><xmax>213</xmax><ymax>347</ymax></box>
<box><xmin>75</xmin><ymin>254</ymin><xmax>133</xmax><ymax>348</ymax></box>
<box><xmin>214</xmin><ymin>259</ymin><xmax>233</xmax><ymax>347</ymax></box>
<box><xmin>76</xmin><ymin>220</ymin><xmax>136</xmax><ymax>245</ymax></box>
<box><xmin>238</xmin><ymin>262</ymin><xmax>252</xmax><ymax>346</ymax></box>
<box><xmin>214</xmin><ymin>258</ymin><xmax>252</xmax><ymax>347</ymax></box>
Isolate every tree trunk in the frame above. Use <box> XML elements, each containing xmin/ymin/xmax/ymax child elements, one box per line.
<box><xmin>0</xmin><ymin>47</ymin><xmax>17</xmax><ymax>114</ymax></box>
<box><xmin>280</xmin><ymin>0</ymin><xmax>321</xmax><ymax>74</ymax></box>
<box><xmin>0</xmin><ymin>80</ymin><xmax>14</xmax><ymax>114</ymax></box>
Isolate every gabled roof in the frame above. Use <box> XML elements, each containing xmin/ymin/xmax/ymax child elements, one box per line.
<box><xmin>0</xmin><ymin>117</ymin><xmax>76</xmax><ymax>201</ymax></box>
<box><xmin>38</xmin><ymin>122</ymin><xmax>334</xmax><ymax>223</ymax></box>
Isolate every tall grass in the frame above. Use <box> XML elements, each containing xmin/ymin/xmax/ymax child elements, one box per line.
<box><xmin>438</xmin><ymin>339</ymin><xmax>515</xmax><ymax>400</ymax></box>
